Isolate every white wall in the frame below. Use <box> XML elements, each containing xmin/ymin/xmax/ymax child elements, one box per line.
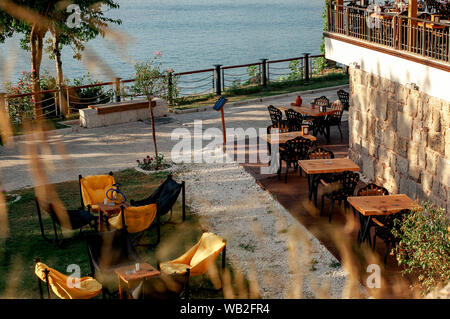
<box><xmin>325</xmin><ymin>37</ymin><xmax>450</xmax><ymax>102</ymax></box>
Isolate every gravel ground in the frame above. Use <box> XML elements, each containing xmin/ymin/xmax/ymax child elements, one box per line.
<box><xmin>174</xmin><ymin>147</ymin><xmax>360</xmax><ymax>299</ymax></box>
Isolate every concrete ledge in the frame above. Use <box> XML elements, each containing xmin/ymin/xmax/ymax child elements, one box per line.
<box><xmin>79</xmin><ymin>98</ymin><xmax>168</xmax><ymax>128</ymax></box>
<box><xmin>169</xmin><ymin>84</ymin><xmax>349</xmax><ymax>114</ymax></box>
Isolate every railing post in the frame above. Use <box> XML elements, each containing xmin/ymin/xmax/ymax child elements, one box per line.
<box><xmin>303</xmin><ymin>53</ymin><xmax>310</xmax><ymax>82</ymax></box>
<box><xmin>422</xmin><ymin>23</ymin><xmax>426</xmax><ymax>56</ymax></box>
<box><xmin>214</xmin><ymin>65</ymin><xmax>222</xmax><ymax>96</ymax></box>
<box><xmin>260</xmin><ymin>59</ymin><xmax>268</xmax><ymax>88</ymax></box>
<box><xmin>114</xmin><ymin>77</ymin><xmax>121</xmax><ymax>102</ymax></box>
<box><xmin>345</xmin><ymin>7</ymin><xmax>350</xmax><ymax>36</ymax></box>
<box><xmin>167</xmin><ymin>71</ymin><xmax>174</xmax><ymax>106</ymax></box>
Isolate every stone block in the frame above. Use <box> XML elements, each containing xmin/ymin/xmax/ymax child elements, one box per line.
<box><xmin>428</xmin><ymin>131</ymin><xmax>445</xmax><ymax>156</ymax></box>
<box><xmin>430</xmin><ymin>107</ymin><xmax>442</xmax><ymax>133</ymax></box>
<box><xmin>405</xmin><ymin>90</ymin><xmax>420</xmax><ymax>118</ymax></box>
<box><xmin>362</xmin><ymin>155</ymin><xmax>375</xmax><ymax>181</ymax></box>
<box><xmin>446</xmin><ymin>127</ymin><xmax>450</xmax><ymax>158</ymax></box>
<box><xmin>395</xmin><ymin>135</ymin><xmax>408</xmax><ymax>158</ymax></box>
<box><xmin>396</xmin><ymin>111</ymin><xmax>413</xmax><ymax>139</ymax></box>
<box><xmin>382</xmin><ymin>129</ymin><xmax>396</xmax><ymax>151</ymax></box>
<box><xmin>422</xmin><ymin>171</ymin><xmax>434</xmax><ymax>194</ymax></box>
<box><xmin>396</xmin><ymin>155</ymin><xmax>409</xmax><ymax>176</ymax></box>
<box><xmin>370</xmin><ymin>91</ymin><xmax>388</xmax><ymax>121</ymax></box>
<box><xmin>426</xmin><ymin>151</ymin><xmax>438</xmax><ymax>174</ymax></box>
<box><xmin>436</xmin><ymin>157</ymin><xmax>450</xmax><ymax>188</ymax></box>
<box><xmin>408</xmin><ymin>165</ymin><xmax>421</xmax><ymax>182</ymax></box>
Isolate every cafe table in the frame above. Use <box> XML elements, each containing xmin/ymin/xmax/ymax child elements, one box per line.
<box><xmin>260</xmin><ymin>131</ymin><xmax>317</xmax><ymax>174</ymax></box>
<box><xmin>347</xmin><ymin>194</ymin><xmax>422</xmax><ymax>244</ymax></box>
<box><xmin>115</xmin><ymin>263</ymin><xmax>160</xmax><ymax>299</ymax></box>
<box><xmin>298</xmin><ymin>158</ymin><xmax>360</xmax><ymax>205</ymax></box>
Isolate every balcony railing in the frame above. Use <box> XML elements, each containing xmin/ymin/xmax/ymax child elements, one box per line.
<box><xmin>326</xmin><ymin>3</ymin><xmax>450</xmax><ymax>64</ymax></box>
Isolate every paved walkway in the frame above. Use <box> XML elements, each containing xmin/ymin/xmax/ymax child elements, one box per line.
<box><xmin>0</xmin><ymin>87</ymin><xmax>345</xmax><ymax>191</ymax></box>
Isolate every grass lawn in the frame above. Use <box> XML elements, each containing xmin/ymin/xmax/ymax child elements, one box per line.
<box><xmin>173</xmin><ymin>73</ymin><xmax>349</xmax><ymax>110</ymax></box>
<box><xmin>0</xmin><ymin>169</ymin><xmax>240</xmax><ymax>299</ymax></box>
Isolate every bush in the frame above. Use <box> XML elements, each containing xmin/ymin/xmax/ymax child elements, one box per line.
<box><xmin>69</xmin><ymin>73</ymin><xmax>113</xmax><ymax>110</ymax></box>
<box><xmin>5</xmin><ymin>71</ymin><xmax>58</xmax><ymax>124</ymax></box>
<box><xmin>392</xmin><ymin>202</ymin><xmax>450</xmax><ymax>295</ymax></box>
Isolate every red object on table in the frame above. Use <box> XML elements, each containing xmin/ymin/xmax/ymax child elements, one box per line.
<box><xmin>290</xmin><ymin>95</ymin><xmax>302</xmax><ymax>107</ymax></box>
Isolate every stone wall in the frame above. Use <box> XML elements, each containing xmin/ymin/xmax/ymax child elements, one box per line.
<box><xmin>348</xmin><ymin>67</ymin><xmax>450</xmax><ymax>214</ymax></box>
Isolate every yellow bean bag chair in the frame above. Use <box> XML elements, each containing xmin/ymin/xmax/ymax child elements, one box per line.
<box><xmin>80</xmin><ymin>174</ymin><xmax>116</xmax><ymax>212</ymax></box>
<box><xmin>160</xmin><ymin>232</ymin><xmax>226</xmax><ymax>277</ymax></box>
<box><xmin>35</xmin><ymin>262</ymin><xmax>102</xmax><ymax>299</ymax></box>
<box><xmin>108</xmin><ymin>204</ymin><xmax>157</xmax><ymax>234</ymax></box>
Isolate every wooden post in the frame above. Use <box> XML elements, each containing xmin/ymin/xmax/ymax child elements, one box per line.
<box><xmin>336</xmin><ymin>0</ymin><xmax>344</xmax><ymax>33</ymax></box>
<box><xmin>220</xmin><ymin>107</ymin><xmax>226</xmax><ymax>145</ymax></box>
<box><xmin>115</xmin><ymin>77</ymin><xmax>122</xmax><ymax>102</ymax></box>
<box><xmin>408</xmin><ymin>0</ymin><xmax>418</xmax><ymax>51</ymax></box>
<box><xmin>0</xmin><ymin>93</ymin><xmax>13</xmax><ymax>145</ymax></box>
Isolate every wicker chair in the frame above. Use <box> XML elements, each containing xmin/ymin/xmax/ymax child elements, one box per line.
<box><xmin>372</xmin><ymin>209</ymin><xmax>409</xmax><ymax>265</ymax></box>
<box><xmin>320</xmin><ymin>171</ymin><xmax>360</xmax><ymax>222</ymax></box>
<box><xmin>355</xmin><ymin>184</ymin><xmax>390</xmax><ymax>245</ymax></box>
<box><xmin>337</xmin><ymin>89</ymin><xmax>350</xmax><ymax>111</ymax></box>
<box><xmin>307</xmin><ymin>147</ymin><xmax>335</xmax><ymax>206</ymax></box>
<box><xmin>278</xmin><ymin>137</ymin><xmax>313</xmax><ymax>183</ymax></box>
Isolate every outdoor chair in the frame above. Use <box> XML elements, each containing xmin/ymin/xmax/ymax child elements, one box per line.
<box><xmin>86</xmin><ymin>229</ymin><xmax>140</xmax><ymax>297</ymax></box>
<box><xmin>278</xmin><ymin>136</ymin><xmax>313</xmax><ymax>183</ymax></box>
<box><xmin>337</xmin><ymin>89</ymin><xmax>350</xmax><ymax>111</ymax></box>
<box><xmin>371</xmin><ymin>209</ymin><xmax>409</xmax><ymax>265</ymax></box>
<box><xmin>324</xmin><ymin>100</ymin><xmax>344</xmax><ymax>142</ymax></box>
<box><xmin>311</xmin><ymin>96</ymin><xmax>330</xmax><ymax>141</ymax></box>
<box><xmin>284</xmin><ymin>108</ymin><xmax>313</xmax><ymax>132</ymax></box>
<box><xmin>106</xmin><ymin>203</ymin><xmax>160</xmax><ymax>246</ymax></box>
<box><xmin>268</xmin><ymin>105</ymin><xmax>288</xmax><ymax>126</ymax></box>
<box><xmin>79</xmin><ymin>172</ymin><xmax>116</xmax><ymax>213</ymax></box>
<box><xmin>355</xmin><ymin>184</ymin><xmax>390</xmax><ymax>245</ymax></box>
<box><xmin>320</xmin><ymin>171</ymin><xmax>360</xmax><ymax>222</ymax></box>
<box><xmin>35</xmin><ymin>197</ymin><xmax>96</xmax><ymax>247</ymax></box>
<box><xmin>159</xmin><ymin>232</ymin><xmax>226</xmax><ymax>292</ymax></box>
<box><xmin>35</xmin><ymin>258</ymin><xmax>102</xmax><ymax>299</ymax></box>
<box><xmin>266</xmin><ymin>122</ymin><xmax>290</xmax><ymax>156</ymax></box>
<box><xmin>130</xmin><ymin>174</ymin><xmax>186</xmax><ymax>222</ymax></box>
<box><xmin>130</xmin><ymin>270</ymin><xmax>190</xmax><ymax>300</ymax></box>
<box><xmin>307</xmin><ymin>147</ymin><xmax>335</xmax><ymax>206</ymax></box>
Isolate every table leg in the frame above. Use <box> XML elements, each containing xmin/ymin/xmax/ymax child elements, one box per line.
<box><xmin>99</xmin><ymin>211</ymin><xmax>103</xmax><ymax>232</ymax></box>
<box><xmin>360</xmin><ymin>216</ymin><xmax>372</xmax><ymax>245</ymax></box>
<box><xmin>118</xmin><ymin>276</ymin><xmax>123</xmax><ymax>299</ymax></box>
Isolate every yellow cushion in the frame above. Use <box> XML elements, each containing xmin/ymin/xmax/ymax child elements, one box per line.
<box><xmin>160</xmin><ymin>263</ymin><xmax>191</xmax><ymax>275</ymax></box>
<box><xmin>80</xmin><ymin>175</ymin><xmax>116</xmax><ymax>209</ymax></box>
<box><xmin>108</xmin><ymin>204</ymin><xmax>157</xmax><ymax>234</ymax></box>
<box><xmin>161</xmin><ymin>232</ymin><xmax>226</xmax><ymax>277</ymax></box>
<box><xmin>35</xmin><ymin>262</ymin><xmax>102</xmax><ymax>299</ymax></box>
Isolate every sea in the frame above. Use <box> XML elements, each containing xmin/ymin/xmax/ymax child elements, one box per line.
<box><xmin>0</xmin><ymin>0</ymin><xmax>324</xmax><ymax>88</ymax></box>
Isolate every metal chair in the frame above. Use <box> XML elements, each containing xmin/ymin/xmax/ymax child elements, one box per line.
<box><xmin>355</xmin><ymin>184</ymin><xmax>390</xmax><ymax>245</ymax></box>
<box><xmin>324</xmin><ymin>101</ymin><xmax>344</xmax><ymax>142</ymax></box>
<box><xmin>268</xmin><ymin>105</ymin><xmax>287</xmax><ymax>126</ymax></box>
<box><xmin>307</xmin><ymin>147</ymin><xmax>335</xmax><ymax>206</ymax></box>
<box><xmin>285</xmin><ymin>108</ymin><xmax>312</xmax><ymax>132</ymax></box>
<box><xmin>266</xmin><ymin>122</ymin><xmax>290</xmax><ymax>156</ymax></box>
<box><xmin>278</xmin><ymin>136</ymin><xmax>313</xmax><ymax>183</ymax></box>
<box><xmin>337</xmin><ymin>89</ymin><xmax>350</xmax><ymax>111</ymax></box>
<box><xmin>320</xmin><ymin>171</ymin><xmax>360</xmax><ymax>222</ymax></box>
<box><xmin>372</xmin><ymin>209</ymin><xmax>409</xmax><ymax>265</ymax></box>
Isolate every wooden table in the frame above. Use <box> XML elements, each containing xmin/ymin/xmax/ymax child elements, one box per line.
<box><xmin>298</xmin><ymin>158</ymin><xmax>360</xmax><ymax>175</ymax></box>
<box><xmin>115</xmin><ymin>263</ymin><xmax>160</xmax><ymax>299</ymax></box>
<box><xmin>298</xmin><ymin>158</ymin><xmax>360</xmax><ymax>206</ymax></box>
<box><xmin>347</xmin><ymin>194</ymin><xmax>422</xmax><ymax>244</ymax></box>
<box><xmin>97</xmin><ymin>202</ymin><xmax>129</xmax><ymax>231</ymax></box>
<box><xmin>278</xmin><ymin>105</ymin><xmax>338</xmax><ymax>117</ymax></box>
<box><xmin>260</xmin><ymin>131</ymin><xmax>316</xmax><ymax>144</ymax></box>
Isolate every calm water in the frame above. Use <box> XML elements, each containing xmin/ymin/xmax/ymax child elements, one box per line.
<box><xmin>0</xmin><ymin>0</ymin><xmax>324</xmax><ymax>87</ymax></box>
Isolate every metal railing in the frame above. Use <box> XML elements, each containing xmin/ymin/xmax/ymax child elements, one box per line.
<box><xmin>327</xmin><ymin>3</ymin><xmax>450</xmax><ymax>63</ymax></box>
<box><xmin>2</xmin><ymin>53</ymin><xmax>345</xmax><ymax>123</ymax></box>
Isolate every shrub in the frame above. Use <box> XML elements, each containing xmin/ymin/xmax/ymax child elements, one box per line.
<box><xmin>392</xmin><ymin>202</ymin><xmax>450</xmax><ymax>295</ymax></box>
<box><xmin>136</xmin><ymin>154</ymin><xmax>169</xmax><ymax>171</ymax></box>
<box><xmin>69</xmin><ymin>73</ymin><xmax>113</xmax><ymax>109</ymax></box>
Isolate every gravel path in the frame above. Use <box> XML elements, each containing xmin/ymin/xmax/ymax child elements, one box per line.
<box><xmin>174</xmin><ymin>148</ymin><xmax>355</xmax><ymax>299</ymax></box>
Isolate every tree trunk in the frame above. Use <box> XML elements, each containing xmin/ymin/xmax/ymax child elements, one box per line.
<box><xmin>51</xmin><ymin>29</ymin><xmax>68</xmax><ymax>116</ymax></box>
<box><xmin>30</xmin><ymin>25</ymin><xmax>45</xmax><ymax>119</ymax></box>
<box><xmin>149</xmin><ymin>99</ymin><xmax>159</xmax><ymax>169</ymax></box>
